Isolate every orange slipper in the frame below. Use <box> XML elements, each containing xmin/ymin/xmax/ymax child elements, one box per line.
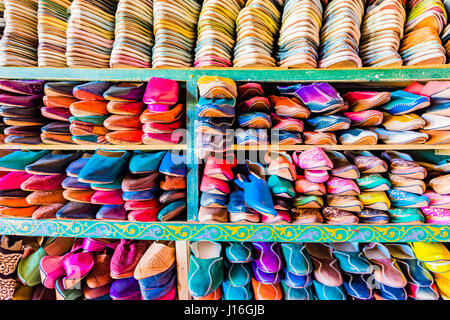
<box><xmin>69</xmin><ymin>101</ymin><xmax>109</xmax><ymax>116</ymax></box>
<box><xmin>423</xmin><ymin>130</ymin><xmax>450</xmax><ymax>144</ymax></box>
<box><xmin>0</xmin><ymin>206</ymin><xmax>38</xmax><ymax>217</ymax></box>
<box><xmin>140</xmin><ymin>104</ymin><xmax>184</xmax><ymax>123</ymax></box>
<box><xmin>32</xmin><ymin>204</ymin><xmax>64</xmax><ymax>219</ymax></box>
<box><xmin>43</xmin><ymin>96</ymin><xmax>78</xmax><ymax>109</ymax></box>
<box><xmin>0</xmin><ymin>198</ymin><xmax>30</xmax><ymax>207</ymax></box>
<box><xmin>63</xmin><ymin>189</ymin><xmax>95</xmax><ymax>203</ymax></box>
<box><xmin>26</xmin><ymin>190</ymin><xmax>67</xmax><ymax>205</ymax></box>
<box><xmin>160</xmin><ymin>176</ymin><xmax>186</xmax><ymax>190</ymax></box>
<box><xmin>193</xmin><ymin>287</ymin><xmax>222</xmax><ymax>300</ymax></box>
<box><xmin>105</xmin><ymin>131</ymin><xmax>143</xmax><ymax>145</ymax></box>
<box><xmin>106</xmin><ymin>101</ymin><xmax>145</xmax><ymax>115</ymax></box>
<box><xmin>251</xmin><ymin>278</ymin><xmax>282</xmax><ymax>300</ymax></box>
<box><xmin>104</xmin><ymin>115</ymin><xmax>141</xmax><ymax>131</ymax></box>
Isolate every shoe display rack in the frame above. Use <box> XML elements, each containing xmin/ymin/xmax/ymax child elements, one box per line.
<box><xmin>0</xmin><ymin>66</ymin><xmax>450</xmax><ymax>244</ymax></box>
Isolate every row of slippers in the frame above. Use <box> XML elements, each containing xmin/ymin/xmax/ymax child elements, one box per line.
<box><xmin>0</xmin><ymin>77</ymin><xmax>184</xmax><ymax>145</ymax></box>
<box><xmin>1</xmin><ymin>0</ymin><xmax>450</xmax><ymax>68</ymax></box>
<box><xmin>187</xmin><ymin>240</ymin><xmax>450</xmax><ymax>300</ymax></box>
<box><xmin>195</xmin><ymin>77</ymin><xmax>450</xmax><ymax>147</ymax></box>
<box><xmin>196</xmin><ymin>147</ymin><xmax>450</xmax><ymax>224</ymax></box>
<box><xmin>2</xmin><ymin>236</ymin><xmax>177</xmax><ymax>300</ymax></box>
<box><xmin>0</xmin><ymin>149</ymin><xmax>187</xmax><ymax>221</ymax></box>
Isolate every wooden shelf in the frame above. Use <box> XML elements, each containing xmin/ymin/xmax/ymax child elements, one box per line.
<box><xmin>0</xmin><ymin>217</ymin><xmax>448</xmax><ymax>242</ymax></box>
<box><xmin>0</xmin><ymin>144</ymin><xmax>187</xmax><ymax>150</ymax></box>
<box><xmin>0</xmin><ymin>66</ymin><xmax>449</xmax><ymax>82</ymax></box>
<box><xmin>228</xmin><ymin>144</ymin><xmax>450</xmax><ymax>151</ymax></box>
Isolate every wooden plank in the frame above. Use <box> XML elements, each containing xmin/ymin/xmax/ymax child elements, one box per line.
<box><xmin>175</xmin><ymin>240</ymin><xmax>191</xmax><ymax>301</ymax></box>
<box><xmin>229</xmin><ymin>144</ymin><xmax>450</xmax><ymax>151</ymax></box>
<box><xmin>0</xmin><ymin>66</ymin><xmax>449</xmax><ymax>82</ymax></box>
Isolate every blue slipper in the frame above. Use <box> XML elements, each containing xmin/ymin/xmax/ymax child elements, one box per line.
<box><xmin>381</xmin><ymin>90</ymin><xmax>430</xmax><ymax>115</ymax></box>
<box><xmin>0</xmin><ymin>150</ymin><xmax>49</xmax><ymax>171</ymax></box>
<box><xmin>200</xmin><ymin>192</ymin><xmax>228</xmax><ymax>208</ymax></box>
<box><xmin>313</xmin><ymin>280</ymin><xmax>347</xmax><ymax>300</ymax></box>
<box><xmin>158</xmin><ymin>199</ymin><xmax>186</xmax><ymax>221</ymax></box>
<box><xmin>225</xmin><ymin>261</ymin><xmax>252</xmax><ymax>287</ymax></box>
<box><xmin>252</xmin><ymin>262</ymin><xmax>282</xmax><ymax>284</ymax></box>
<box><xmin>235</xmin><ymin>128</ymin><xmax>269</xmax><ymax>145</ymax></box>
<box><xmin>342</xmin><ymin>273</ymin><xmax>373</xmax><ymax>300</ymax></box>
<box><xmin>65</xmin><ymin>154</ymin><xmax>92</xmax><ymax>177</ymax></box>
<box><xmin>138</xmin><ymin>263</ymin><xmax>176</xmax><ymax>300</ymax></box>
<box><xmin>307</xmin><ymin>115</ymin><xmax>351</xmax><ymax>132</ymax></box>
<box><xmin>280</xmin><ymin>243</ymin><xmax>313</xmax><ymax>276</ymax></box>
<box><xmin>331</xmin><ymin>242</ymin><xmax>372</xmax><ymax>274</ymax></box>
<box><xmin>196</xmin><ymin>97</ymin><xmax>236</xmax><ymax>118</ymax></box>
<box><xmin>281</xmin><ymin>282</ymin><xmax>314</xmax><ymax>300</ymax></box>
<box><xmin>159</xmin><ymin>151</ymin><xmax>187</xmax><ymax>177</ymax></box>
<box><xmin>227</xmin><ymin>190</ymin><xmax>246</xmax><ymax>215</ymax></box>
<box><xmin>388</xmin><ymin>208</ymin><xmax>425</xmax><ymax>223</ymax></box>
<box><xmin>283</xmin><ymin>270</ymin><xmax>313</xmax><ymax>288</ymax></box>
<box><xmin>129</xmin><ymin>151</ymin><xmax>166</xmax><ymax>174</ymax></box>
<box><xmin>225</xmin><ymin>242</ymin><xmax>252</xmax><ymax>263</ymax></box>
<box><xmin>96</xmin><ymin>205</ymin><xmax>127</xmax><ymax>220</ymax></box>
<box><xmin>375</xmin><ymin>282</ymin><xmax>407</xmax><ymax>300</ymax></box>
<box><xmin>62</xmin><ymin>176</ymin><xmax>91</xmax><ymax>190</ymax></box>
<box><xmin>222</xmin><ymin>281</ymin><xmax>253</xmax><ymax>300</ymax></box>
<box><xmin>78</xmin><ymin>149</ymin><xmax>131</xmax><ymax>184</ymax></box>
<box><xmin>387</xmin><ymin>189</ymin><xmax>429</xmax><ymax>208</ymax></box>
<box><xmin>238</xmin><ymin>112</ymin><xmax>272</xmax><ymax>129</ymax></box>
<box><xmin>268</xmin><ymin>175</ymin><xmax>296</xmax><ymax>198</ymax></box>
<box><xmin>123</xmin><ymin>189</ymin><xmax>159</xmax><ymax>201</ymax></box>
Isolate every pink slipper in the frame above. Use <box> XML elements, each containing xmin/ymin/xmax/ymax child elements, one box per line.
<box><xmin>293</xmin><ymin>147</ymin><xmax>333</xmax><ymax>170</ymax></box>
<box><xmin>327</xmin><ymin>177</ymin><xmax>361</xmax><ymax>195</ymax></box>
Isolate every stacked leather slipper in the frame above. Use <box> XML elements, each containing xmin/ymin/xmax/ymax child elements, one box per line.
<box><xmin>382</xmin><ymin>150</ymin><xmax>428</xmax><ymax>223</ymax></box>
<box><xmin>152</xmin><ymin>0</ymin><xmax>201</xmax><ymax>68</ymax></box>
<box><xmin>0</xmin><ymin>150</ymin><xmax>48</xmax><ymax>217</ymax></box>
<box><xmin>140</xmin><ymin>77</ymin><xmax>184</xmax><ymax>145</ymax></box>
<box><xmin>37</xmin><ymin>0</ymin><xmax>72</xmax><ymax>67</ymax></box>
<box><xmin>103</xmin><ymin>82</ymin><xmax>145</xmax><ymax>144</ymax></box>
<box><xmin>41</xmin><ymin>82</ymin><xmax>81</xmax><ymax>144</ymax></box>
<box><xmin>360</xmin><ymin>0</ymin><xmax>406</xmax><ymax>67</ymax></box>
<box><xmin>69</xmin><ymin>81</ymin><xmax>112</xmax><ymax>144</ymax></box>
<box><xmin>110</xmin><ymin>0</ymin><xmax>153</xmax><ymax>68</ymax></box>
<box><xmin>442</xmin><ymin>23</ymin><xmax>450</xmax><ymax>57</ymax></box>
<box><xmin>66</xmin><ymin>0</ymin><xmax>117</xmax><ymax>68</ymax></box>
<box><xmin>194</xmin><ymin>0</ymin><xmax>244</xmax><ymax>67</ymax></box>
<box><xmin>233</xmin><ymin>0</ymin><xmax>281</xmax><ymax>67</ymax></box>
<box><xmin>400</xmin><ymin>0</ymin><xmax>447</xmax><ymax>66</ymax></box>
<box><xmin>0</xmin><ymin>79</ymin><xmax>46</xmax><ymax>144</ymax></box>
<box><xmin>0</xmin><ymin>0</ymin><xmax>38</xmax><ymax>66</ymax></box>
<box><xmin>318</xmin><ymin>0</ymin><xmax>364</xmax><ymax>68</ymax></box>
<box><xmin>195</xmin><ymin>76</ymin><xmax>236</xmax><ymax>157</ymax></box>
<box><xmin>277</xmin><ymin>0</ymin><xmax>323</xmax><ymax>68</ymax></box>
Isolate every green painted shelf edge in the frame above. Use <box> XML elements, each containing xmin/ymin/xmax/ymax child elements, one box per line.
<box><xmin>0</xmin><ymin>66</ymin><xmax>450</xmax><ymax>82</ymax></box>
<box><xmin>0</xmin><ymin>218</ymin><xmax>448</xmax><ymax>242</ymax></box>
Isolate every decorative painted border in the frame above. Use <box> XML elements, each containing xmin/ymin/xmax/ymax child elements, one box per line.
<box><xmin>0</xmin><ymin>218</ymin><xmax>448</xmax><ymax>242</ymax></box>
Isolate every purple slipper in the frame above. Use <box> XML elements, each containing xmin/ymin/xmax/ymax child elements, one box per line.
<box><xmin>252</xmin><ymin>242</ymin><xmax>284</xmax><ymax>273</ymax></box>
<box><xmin>0</xmin><ymin>80</ymin><xmax>46</xmax><ymax>95</ymax></box>
<box><xmin>110</xmin><ymin>278</ymin><xmax>142</xmax><ymax>300</ymax></box>
<box><xmin>251</xmin><ymin>262</ymin><xmax>283</xmax><ymax>284</ymax></box>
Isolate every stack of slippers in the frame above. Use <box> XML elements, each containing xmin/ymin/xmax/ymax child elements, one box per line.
<box><xmin>58</xmin><ymin>149</ymin><xmax>131</xmax><ymax>220</ymax></box>
<box><xmin>194</xmin><ymin>76</ymin><xmax>236</xmax><ymax>156</ymax></box>
<box><xmin>0</xmin><ymin>150</ymin><xmax>48</xmax><ymax>218</ymax></box>
<box><xmin>368</xmin><ymin>84</ymin><xmax>430</xmax><ymax>144</ymax></box>
<box><xmin>400</xmin><ymin>0</ymin><xmax>447</xmax><ymax>66</ymax></box>
<box><xmin>134</xmin><ymin>241</ymin><xmax>177</xmax><ymax>300</ymax></box>
<box><xmin>37</xmin><ymin>0</ymin><xmax>72</xmax><ymax>67</ymax></box>
<box><xmin>443</xmin><ymin>23</ymin><xmax>450</xmax><ymax>57</ymax></box>
<box><xmin>69</xmin><ymin>81</ymin><xmax>112</xmax><ymax>144</ymax></box>
<box><xmin>110</xmin><ymin>0</ymin><xmax>153</xmax><ymax>68</ymax></box>
<box><xmin>276</xmin><ymin>82</ymin><xmax>347</xmax><ymax>144</ymax></box>
<box><xmin>0</xmin><ymin>0</ymin><xmax>38</xmax><ymax>66</ymax></box>
<box><xmin>157</xmin><ymin>151</ymin><xmax>187</xmax><ymax>222</ymax></box>
<box><xmin>198</xmin><ymin>153</ymin><xmax>235</xmax><ymax>223</ymax></box>
<box><xmin>233</xmin><ymin>0</ymin><xmax>281</xmax><ymax>67</ymax></box>
<box><xmin>408</xmin><ymin>80</ymin><xmax>450</xmax><ymax>144</ymax></box>
<box><xmin>66</xmin><ymin>0</ymin><xmax>117</xmax><ymax>68</ymax></box>
<box><xmin>236</xmin><ymin>83</ymin><xmax>273</xmax><ymax>145</ymax></box>
<box><xmin>0</xmin><ymin>79</ymin><xmax>46</xmax><ymax>145</ymax></box>
<box><xmin>342</xmin><ymin>150</ymin><xmax>392</xmax><ymax>223</ymax></box>
<box><xmin>103</xmin><ymin>82</ymin><xmax>145</xmax><ymax>144</ymax></box>
<box><xmin>423</xmin><ymin>163</ymin><xmax>450</xmax><ymax>224</ymax></box>
<box><xmin>194</xmin><ymin>0</ymin><xmax>244</xmax><ymax>68</ymax></box>
<box><xmin>360</xmin><ymin>0</ymin><xmax>406</xmax><ymax>67</ymax></box>
<box><xmin>277</xmin><ymin>0</ymin><xmax>323</xmax><ymax>69</ymax></box>
<box><xmin>125</xmin><ymin>150</ymin><xmax>187</xmax><ymax>222</ymax></box>
<box><xmin>140</xmin><ymin>77</ymin><xmax>184</xmax><ymax>145</ymax></box>
<box><xmin>152</xmin><ymin>0</ymin><xmax>201</xmax><ymax>68</ymax></box>
<box><xmin>24</xmin><ymin>151</ymin><xmax>81</xmax><ymax>219</ymax></box>
<box><xmin>41</xmin><ymin>82</ymin><xmax>81</xmax><ymax>144</ymax></box>
<box><xmin>383</xmin><ymin>150</ymin><xmax>428</xmax><ymax>224</ymax></box>
<box><xmin>318</xmin><ymin>0</ymin><xmax>364</xmax><ymax>68</ymax></box>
